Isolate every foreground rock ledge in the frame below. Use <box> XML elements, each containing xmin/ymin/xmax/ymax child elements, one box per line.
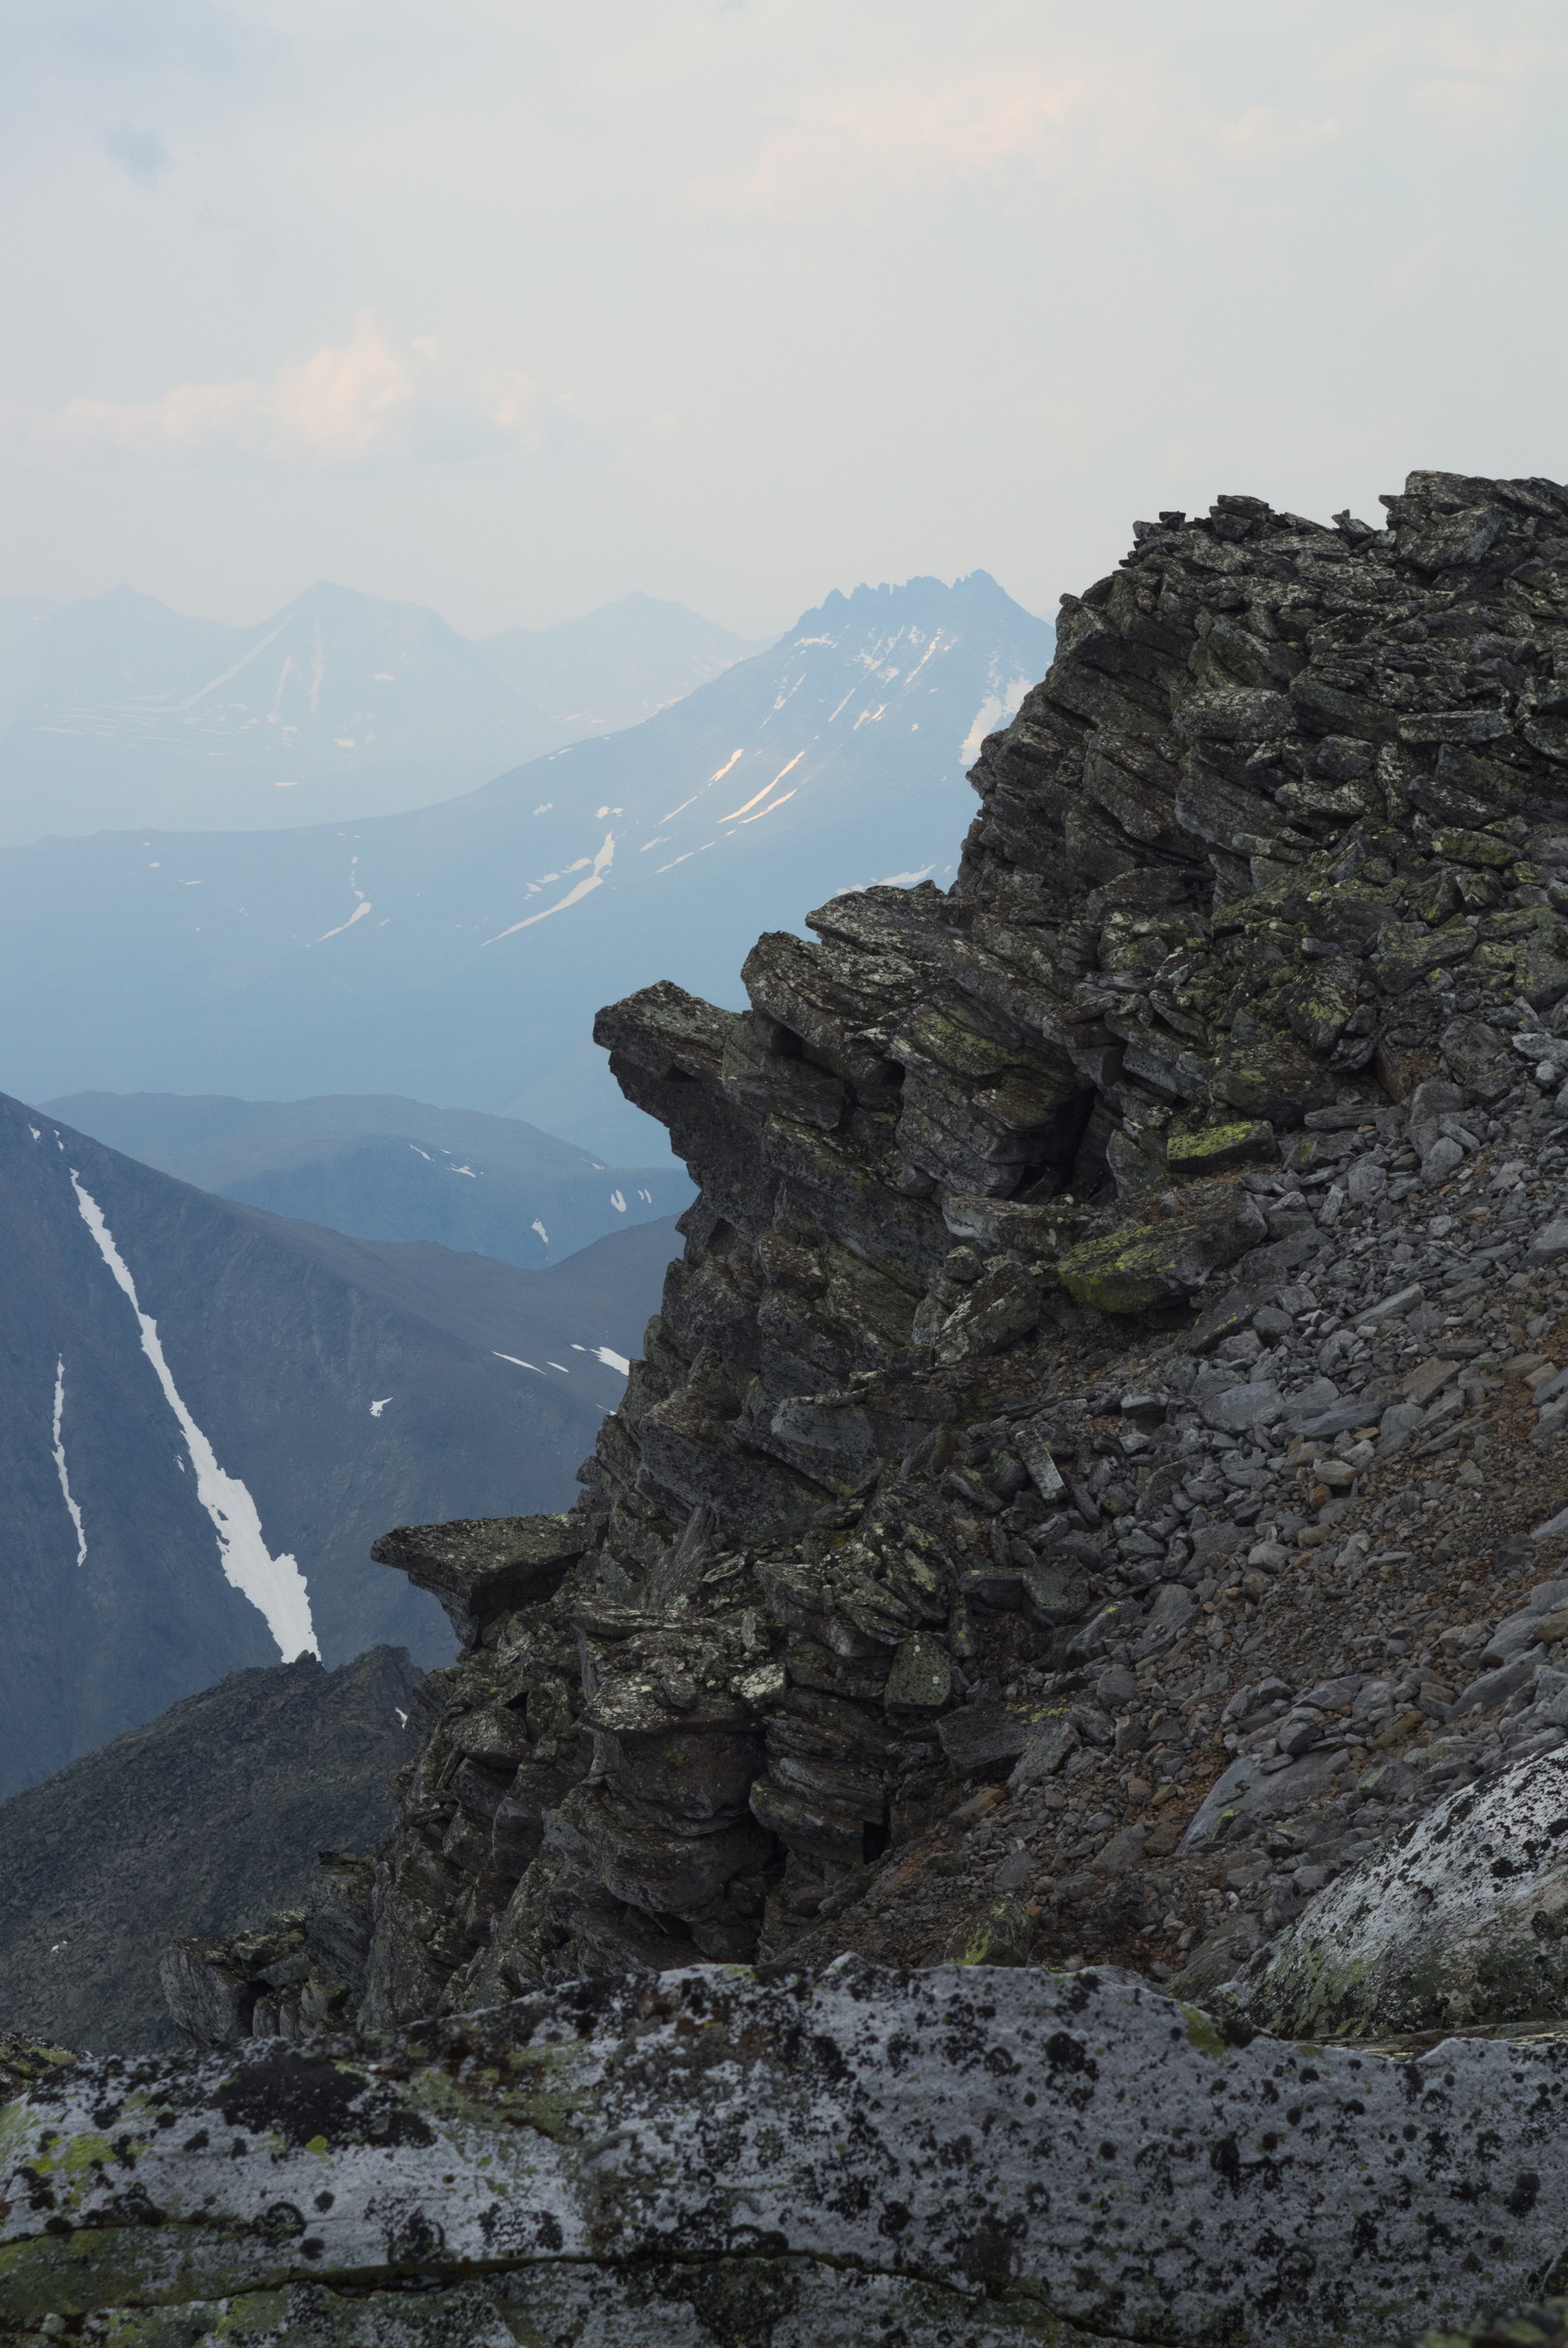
<box><xmin>6</xmin><ymin>1968</ymin><xmax>1568</xmax><ymax>2346</ymax></box>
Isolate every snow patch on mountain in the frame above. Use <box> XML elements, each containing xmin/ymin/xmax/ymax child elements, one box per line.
<box><xmin>69</xmin><ymin>1173</ymin><xmax>318</xmax><ymax>1662</ymax></box>
<box><xmin>51</xmin><ymin>1359</ymin><xmax>86</xmax><ymax>1569</ymax></box>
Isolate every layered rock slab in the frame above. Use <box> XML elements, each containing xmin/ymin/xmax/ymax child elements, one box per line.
<box><xmin>12</xmin><ymin>1964</ymin><xmax>1568</xmax><ymax>2346</ymax></box>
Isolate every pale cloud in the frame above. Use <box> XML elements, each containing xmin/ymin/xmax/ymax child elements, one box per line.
<box><xmin>103</xmin><ymin>124</ymin><xmax>170</xmax><ymax>183</ymax></box>
<box><xmin>1</xmin><ymin>317</ymin><xmax>539</xmax><ymax>467</ymax></box>
<box><xmin>685</xmin><ymin>61</ymin><xmax>1348</xmax><ymax>220</ymax></box>
<box><xmin>1216</xmin><ymin>107</ymin><xmax>1339</xmax><ymax>164</ymax></box>
<box><xmin>4</xmin><ymin>1</ymin><xmax>1568</xmax><ymax>635</ymax></box>
<box><xmin>684</xmin><ymin>71</ymin><xmax>1105</xmax><ymax>218</ymax></box>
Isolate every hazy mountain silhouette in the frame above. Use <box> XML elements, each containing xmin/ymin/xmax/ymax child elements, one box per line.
<box><xmin>0</xmin><ymin>571</ymin><xmax>1051</xmax><ymax>1155</ymax></box>
<box><xmin>0</xmin><ymin>584</ymin><xmax>764</xmax><ymax>842</ymax></box>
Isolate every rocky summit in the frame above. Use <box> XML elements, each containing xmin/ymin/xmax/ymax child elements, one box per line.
<box><xmin>21</xmin><ymin>470</ymin><xmax>1568</xmax><ymax>2342</ymax></box>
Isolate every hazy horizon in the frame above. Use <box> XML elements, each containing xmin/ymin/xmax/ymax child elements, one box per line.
<box><xmin>4</xmin><ymin>4</ymin><xmax>1565</xmax><ymax>640</ymax></box>
<box><xmin>0</xmin><ymin>575</ymin><xmax>782</xmax><ymax>644</ymax></box>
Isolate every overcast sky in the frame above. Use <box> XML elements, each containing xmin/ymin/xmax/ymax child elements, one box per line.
<box><xmin>0</xmin><ymin>1</ymin><xmax>1563</xmax><ymax>637</ymax></box>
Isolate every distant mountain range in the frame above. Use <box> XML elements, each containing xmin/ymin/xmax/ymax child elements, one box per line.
<box><xmin>0</xmin><ymin>1086</ymin><xmax>679</xmax><ymax>1796</ymax></box>
<box><xmin>0</xmin><ymin>584</ymin><xmax>765</xmax><ymax>842</ymax></box>
<box><xmin>43</xmin><ymin>1092</ymin><xmax>693</xmax><ymax>1267</ymax></box>
<box><xmin>0</xmin><ymin>570</ymin><xmax>1051</xmax><ymax>1157</ymax></box>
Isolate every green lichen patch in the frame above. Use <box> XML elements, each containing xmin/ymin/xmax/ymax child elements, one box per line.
<box><xmin>1165</xmin><ymin>1119</ymin><xmax>1276</xmax><ymax>1181</ymax></box>
<box><xmin>1056</xmin><ymin>1192</ymin><xmax>1262</xmax><ymax>1314</ymax></box>
<box><xmin>1431</xmin><ymin>825</ymin><xmax>1517</xmax><ymax>869</ymax></box>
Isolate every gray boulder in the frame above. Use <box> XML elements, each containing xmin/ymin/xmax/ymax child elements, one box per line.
<box><xmin>1238</xmin><ymin>1751</ymin><xmax>1568</xmax><ymax>2037</ymax></box>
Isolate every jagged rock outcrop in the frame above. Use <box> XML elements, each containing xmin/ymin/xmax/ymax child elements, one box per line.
<box><xmin>18</xmin><ymin>1965</ymin><xmax>1568</xmax><ymax>2345</ymax></box>
<box><xmin>156</xmin><ymin>466</ymin><xmax>1568</xmax><ymax>2047</ymax></box>
<box><xmin>162</xmin><ymin>466</ymin><xmax>1568</xmax><ymax>2047</ymax></box>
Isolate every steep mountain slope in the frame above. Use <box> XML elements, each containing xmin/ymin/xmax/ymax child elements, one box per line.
<box><xmin>0</xmin><ymin>584</ymin><xmax>760</xmax><ymax>842</ymax></box>
<box><xmin>41</xmin><ymin>1092</ymin><xmax>693</xmax><ymax>1266</ymax></box>
<box><xmin>0</xmin><ymin>572</ymin><xmax>1050</xmax><ymax>1156</ymax></box>
<box><xmin>0</xmin><ymin>1647</ymin><xmax>418</xmax><ymax>2053</ymax></box>
<box><xmin>0</xmin><ymin>1088</ymin><xmax>679</xmax><ymax>1796</ymax></box>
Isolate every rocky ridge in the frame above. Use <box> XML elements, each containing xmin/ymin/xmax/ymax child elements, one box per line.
<box><xmin>0</xmin><ymin>1649</ymin><xmax>417</xmax><ymax>2055</ymax></box>
<box><xmin>168</xmin><ymin>471</ymin><xmax>1568</xmax><ymax>2055</ymax></box>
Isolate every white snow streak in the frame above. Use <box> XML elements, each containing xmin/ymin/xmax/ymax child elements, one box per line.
<box><xmin>720</xmin><ymin>750</ymin><xmax>804</xmax><ymax>821</ymax></box>
<box><xmin>733</xmin><ymin>788</ymin><xmax>796</xmax><ymax>827</ymax></box>
<box><xmin>318</xmin><ymin>900</ymin><xmax>372</xmax><ymax>943</ymax></box>
<box><xmin>960</xmin><ymin>676</ymin><xmax>1033</xmax><ymax>764</ymax></box>
<box><xmin>610</xmin><ymin>1189</ymin><xmax>627</xmax><ymax>1213</ymax></box>
<box><xmin>494</xmin><ymin>1351</ymin><xmax>543</xmax><ymax>1372</ymax></box>
<box><xmin>483</xmin><ymin>832</ymin><xmax>614</xmax><ymax>943</ymax></box>
<box><xmin>51</xmin><ymin>1358</ymin><xmax>87</xmax><ymax>1567</ymax></box>
<box><xmin>369</xmin><ymin>1397</ymin><xmax>391</xmax><ymax>1418</ymax></box>
<box><xmin>531</xmin><ymin>1218</ymin><xmax>549</xmax><ymax>1245</ymax></box>
<box><xmin>28</xmin><ymin>1125</ymin><xmax>41</xmax><ymax>1141</ymax></box>
<box><xmin>69</xmin><ymin>1175</ymin><xmax>318</xmax><ymax>1661</ymax></box>
<box><xmin>167</xmin><ymin>619</ymin><xmax>288</xmax><ymax>712</ymax></box>
<box><xmin>595</xmin><ymin>1346</ymin><xmax>630</xmax><ymax>1375</ymax></box>
<box><xmin>317</xmin><ymin>856</ymin><xmax>371</xmax><ymax>943</ymax></box>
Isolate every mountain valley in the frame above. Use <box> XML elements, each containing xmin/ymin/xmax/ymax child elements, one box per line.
<box><xmin>43</xmin><ymin>1090</ymin><xmax>693</xmax><ymax>1266</ymax></box>
<box><xmin>0</xmin><ymin>1088</ymin><xmax>677</xmax><ymax>1797</ymax></box>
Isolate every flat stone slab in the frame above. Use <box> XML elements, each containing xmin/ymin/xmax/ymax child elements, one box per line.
<box><xmin>9</xmin><ymin>1965</ymin><xmax>1568</xmax><ymax>2344</ymax></box>
<box><xmin>370</xmin><ymin>1513</ymin><xmax>588</xmax><ymax>1642</ymax></box>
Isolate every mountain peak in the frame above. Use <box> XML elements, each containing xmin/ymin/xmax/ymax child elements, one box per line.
<box><xmin>786</xmin><ymin>568</ymin><xmax>1042</xmax><ymax>642</ymax></box>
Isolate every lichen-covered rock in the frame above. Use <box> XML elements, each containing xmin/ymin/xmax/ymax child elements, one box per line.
<box><xmin>1236</xmin><ymin>1751</ymin><xmax>1568</xmax><ymax>2038</ymax></box>
<box><xmin>16</xmin><ymin>1964</ymin><xmax>1568</xmax><ymax>2346</ymax></box>
<box><xmin>1166</xmin><ymin>1116</ymin><xmax>1277</xmax><ymax>1182</ymax></box>
<box><xmin>1056</xmin><ymin>1184</ymin><xmax>1267</xmax><ymax>1314</ymax></box>
<box><xmin>1401</xmin><ymin>2300</ymin><xmax>1568</xmax><ymax>2348</ymax></box>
